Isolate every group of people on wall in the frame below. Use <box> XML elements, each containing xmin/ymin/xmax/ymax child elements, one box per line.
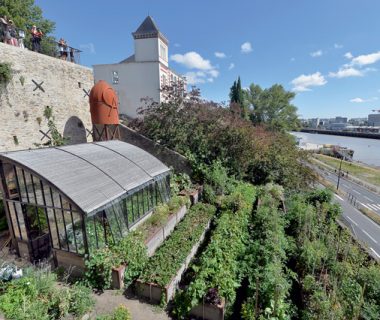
<box><xmin>0</xmin><ymin>16</ymin><xmax>77</xmax><ymax>63</ymax></box>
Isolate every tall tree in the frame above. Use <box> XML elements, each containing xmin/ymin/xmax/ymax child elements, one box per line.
<box><xmin>0</xmin><ymin>0</ymin><xmax>56</xmax><ymax>55</ymax></box>
<box><xmin>245</xmin><ymin>83</ymin><xmax>300</xmax><ymax>131</ymax></box>
<box><xmin>229</xmin><ymin>76</ymin><xmax>248</xmax><ymax>119</ymax></box>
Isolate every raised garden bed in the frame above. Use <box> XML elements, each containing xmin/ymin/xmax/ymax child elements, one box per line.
<box><xmin>190</xmin><ymin>299</ymin><xmax>226</xmax><ymax>320</ymax></box>
<box><xmin>179</xmin><ymin>185</ymin><xmax>203</xmax><ymax>205</ymax></box>
<box><xmin>144</xmin><ymin>204</ymin><xmax>187</xmax><ymax>257</ymax></box>
<box><xmin>135</xmin><ymin>203</ymin><xmax>216</xmax><ymax>304</ymax></box>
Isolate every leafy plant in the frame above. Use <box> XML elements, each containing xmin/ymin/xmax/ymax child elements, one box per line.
<box><xmin>96</xmin><ymin>305</ymin><xmax>132</xmax><ymax>320</ymax></box>
<box><xmin>19</xmin><ymin>75</ymin><xmax>25</xmax><ymax>86</ymax></box>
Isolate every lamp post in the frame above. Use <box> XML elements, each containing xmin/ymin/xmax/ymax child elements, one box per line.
<box><xmin>336</xmin><ymin>149</ymin><xmax>351</xmax><ymax>190</ymax></box>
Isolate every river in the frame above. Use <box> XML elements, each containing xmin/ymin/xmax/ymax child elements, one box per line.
<box><xmin>291</xmin><ymin>132</ymin><xmax>380</xmax><ymax>168</ymax></box>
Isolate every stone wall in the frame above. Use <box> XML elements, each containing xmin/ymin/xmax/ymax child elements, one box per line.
<box><xmin>0</xmin><ymin>42</ymin><xmax>93</xmax><ymax>151</ymax></box>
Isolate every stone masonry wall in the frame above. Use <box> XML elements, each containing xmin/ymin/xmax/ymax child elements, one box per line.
<box><xmin>0</xmin><ymin>42</ymin><xmax>93</xmax><ymax>151</ymax></box>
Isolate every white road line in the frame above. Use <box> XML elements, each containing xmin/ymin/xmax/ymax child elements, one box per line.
<box><xmin>367</xmin><ymin>204</ymin><xmax>379</xmax><ymax>211</ymax></box>
<box><xmin>353</xmin><ymin>190</ymin><xmax>361</xmax><ymax>195</ymax></box>
<box><xmin>359</xmin><ymin>202</ymin><xmax>371</xmax><ymax>210</ymax></box>
<box><xmin>364</xmin><ymin>196</ymin><xmax>374</xmax><ymax>202</ymax></box>
<box><xmin>335</xmin><ymin>194</ymin><xmax>344</xmax><ymax>201</ymax></box>
<box><xmin>372</xmin><ymin>204</ymin><xmax>380</xmax><ymax>210</ymax></box>
<box><xmin>346</xmin><ymin>216</ymin><xmax>358</xmax><ymax>226</ymax></box>
<box><xmin>361</xmin><ymin>229</ymin><xmax>378</xmax><ymax>244</ymax></box>
<box><xmin>350</xmin><ymin>206</ymin><xmax>380</xmax><ymax>230</ymax></box>
<box><xmin>370</xmin><ymin>247</ymin><xmax>380</xmax><ymax>259</ymax></box>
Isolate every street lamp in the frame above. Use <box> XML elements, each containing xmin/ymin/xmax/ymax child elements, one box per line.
<box><xmin>336</xmin><ymin>149</ymin><xmax>352</xmax><ymax>190</ymax></box>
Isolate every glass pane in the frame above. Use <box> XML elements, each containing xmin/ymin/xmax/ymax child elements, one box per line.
<box><xmin>65</xmin><ymin>210</ymin><xmax>83</xmax><ymax>254</ymax></box>
<box><xmin>16</xmin><ymin>168</ymin><xmax>27</xmax><ymax>202</ymax></box>
<box><xmin>45</xmin><ymin>207</ymin><xmax>60</xmax><ymax>249</ymax></box>
<box><xmin>31</xmin><ymin>175</ymin><xmax>44</xmax><ymax>206</ymax></box>
<box><xmin>23</xmin><ymin>204</ymin><xmax>49</xmax><ymax>239</ymax></box>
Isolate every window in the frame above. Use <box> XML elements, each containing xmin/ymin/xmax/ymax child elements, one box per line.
<box><xmin>159</xmin><ymin>43</ymin><xmax>167</xmax><ymax>61</ymax></box>
<box><xmin>112</xmin><ymin>71</ymin><xmax>119</xmax><ymax>84</ymax></box>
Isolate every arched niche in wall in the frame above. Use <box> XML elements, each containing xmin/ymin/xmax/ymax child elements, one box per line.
<box><xmin>63</xmin><ymin>116</ymin><xmax>87</xmax><ymax>145</ymax></box>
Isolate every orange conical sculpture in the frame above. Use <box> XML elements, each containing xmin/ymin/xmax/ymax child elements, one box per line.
<box><xmin>89</xmin><ymin>80</ymin><xmax>120</xmax><ymax>141</ymax></box>
<box><xmin>89</xmin><ymin>80</ymin><xmax>119</xmax><ymax>124</ymax></box>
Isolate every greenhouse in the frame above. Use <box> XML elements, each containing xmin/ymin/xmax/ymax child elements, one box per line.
<box><xmin>0</xmin><ymin>140</ymin><xmax>171</xmax><ymax>266</ymax></box>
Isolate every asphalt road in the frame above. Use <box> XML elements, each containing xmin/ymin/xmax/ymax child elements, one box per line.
<box><xmin>315</xmin><ymin>166</ymin><xmax>380</xmax><ymax>215</ymax></box>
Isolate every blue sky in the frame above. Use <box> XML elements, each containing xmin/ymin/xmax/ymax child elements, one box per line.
<box><xmin>35</xmin><ymin>0</ymin><xmax>380</xmax><ymax>119</ymax></box>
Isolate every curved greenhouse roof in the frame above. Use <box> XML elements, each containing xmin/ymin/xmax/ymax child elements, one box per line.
<box><xmin>0</xmin><ymin>140</ymin><xmax>170</xmax><ymax>215</ymax></box>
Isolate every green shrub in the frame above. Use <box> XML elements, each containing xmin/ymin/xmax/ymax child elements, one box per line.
<box><xmin>0</xmin><ymin>63</ymin><xmax>12</xmax><ymax>85</ymax></box>
<box><xmin>111</xmin><ymin>232</ymin><xmax>148</xmax><ymax>287</ymax></box>
<box><xmin>85</xmin><ymin>247</ymin><xmax>121</xmax><ymax>290</ymax></box>
<box><xmin>68</xmin><ymin>282</ymin><xmax>95</xmax><ymax>316</ymax></box>
<box><xmin>96</xmin><ymin>305</ymin><xmax>132</xmax><ymax>320</ymax></box>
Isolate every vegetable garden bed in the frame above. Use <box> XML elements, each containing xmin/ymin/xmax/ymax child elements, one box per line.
<box><xmin>135</xmin><ymin>203</ymin><xmax>216</xmax><ymax>304</ymax></box>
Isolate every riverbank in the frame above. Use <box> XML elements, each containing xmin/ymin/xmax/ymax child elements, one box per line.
<box><xmin>300</xmin><ymin>128</ymin><xmax>380</xmax><ymax>140</ymax></box>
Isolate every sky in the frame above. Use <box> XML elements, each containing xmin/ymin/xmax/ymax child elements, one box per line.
<box><xmin>35</xmin><ymin>0</ymin><xmax>380</xmax><ymax>119</ymax></box>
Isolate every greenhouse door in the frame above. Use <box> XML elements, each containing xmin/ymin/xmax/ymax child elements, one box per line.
<box><xmin>22</xmin><ymin>204</ymin><xmax>52</xmax><ymax>262</ymax></box>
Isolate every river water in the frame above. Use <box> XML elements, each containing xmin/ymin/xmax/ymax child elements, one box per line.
<box><xmin>291</xmin><ymin>132</ymin><xmax>380</xmax><ymax>167</ymax></box>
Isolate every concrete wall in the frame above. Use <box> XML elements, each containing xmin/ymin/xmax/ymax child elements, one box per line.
<box><xmin>134</xmin><ymin>37</ymin><xmax>159</xmax><ymax>62</ymax></box>
<box><xmin>94</xmin><ymin>62</ymin><xmax>160</xmax><ymax>118</ymax></box>
<box><xmin>0</xmin><ymin>42</ymin><xmax>93</xmax><ymax>151</ymax></box>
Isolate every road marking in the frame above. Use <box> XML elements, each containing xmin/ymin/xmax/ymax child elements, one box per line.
<box><xmin>353</xmin><ymin>190</ymin><xmax>361</xmax><ymax>195</ymax></box>
<box><xmin>343</xmin><ymin>184</ymin><xmax>349</xmax><ymax>188</ymax></box>
<box><xmin>349</xmin><ymin>205</ymin><xmax>380</xmax><ymax>230</ymax></box>
<box><xmin>358</xmin><ymin>201</ymin><xmax>371</xmax><ymax>210</ymax></box>
<box><xmin>372</xmin><ymin>204</ymin><xmax>380</xmax><ymax>210</ymax></box>
<box><xmin>361</xmin><ymin>229</ymin><xmax>378</xmax><ymax>243</ymax></box>
<box><xmin>370</xmin><ymin>247</ymin><xmax>380</xmax><ymax>259</ymax></box>
<box><xmin>364</xmin><ymin>196</ymin><xmax>374</xmax><ymax>202</ymax></box>
<box><xmin>346</xmin><ymin>216</ymin><xmax>358</xmax><ymax>226</ymax></box>
<box><xmin>335</xmin><ymin>194</ymin><xmax>344</xmax><ymax>201</ymax></box>
<box><xmin>367</xmin><ymin>204</ymin><xmax>379</xmax><ymax>211</ymax></box>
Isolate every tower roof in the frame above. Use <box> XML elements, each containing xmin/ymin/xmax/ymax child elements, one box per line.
<box><xmin>132</xmin><ymin>16</ymin><xmax>168</xmax><ymax>44</ymax></box>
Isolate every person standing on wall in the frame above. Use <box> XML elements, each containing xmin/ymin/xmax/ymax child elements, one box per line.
<box><xmin>31</xmin><ymin>25</ymin><xmax>43</xmax><ymax>52</ymax></box>
<box><xmin>8</xmin><ymin>20</ymin><xmax>18</xmax><ymax>46</ymax></box>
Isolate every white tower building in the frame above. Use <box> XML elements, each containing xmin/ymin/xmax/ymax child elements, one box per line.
<box><xmin>93</xmin><ymin>16</ymin><xmax>184</xmax><ymax>119</ymax></box>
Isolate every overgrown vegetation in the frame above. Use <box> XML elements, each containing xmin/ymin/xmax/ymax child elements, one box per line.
<box><xmin>132</xmin><ymin>84</ymin><xmax>312</xmax><ymax>190</ymax></box>
<box><xmin>96</xmin><ymin>305</ymin><xmax>132</xmax><ymax>320</ymax></box>
<box><xmin>0</xmin><ymin>266</ymin><xmax>94</xmax><ymax>320</ymax></box>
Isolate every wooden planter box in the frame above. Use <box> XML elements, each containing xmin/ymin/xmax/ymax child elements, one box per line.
<box><xmin>145</xmin><ymin>205</ymin><xmax>187</xmax><ymax>257</ymax></box>
<box><xmin>190</xmin><ymin>299</ymin><xmax>226</xmax><ymax>320</ymax></box>
<box><xmin>136</xmin><ymin>219</ymin><xmax>211</xmax><ymax>304</ymax></box>
<box><xmin>111</xmin><ymin>264</ymin><xmax>126</xmax><ymax>289</ymax></box>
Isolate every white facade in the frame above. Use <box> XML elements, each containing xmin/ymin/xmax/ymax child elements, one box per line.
<box><xmin>93</xmin><ymin>16</ymin><xmax>184</xmax><ymax>119</ymax></box>
<box><xmin>368</xmin><ymin>114</ymin><xmax>380</xmax><ymax>126</ymax></box>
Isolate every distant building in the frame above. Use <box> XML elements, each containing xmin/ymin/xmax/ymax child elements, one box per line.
<box><xmin>334</xmin><ymin>116</ymin><xmax>348</xmax><ymax>124</ymax></box>
<box><xmin>328</xmin><ymin>122</ymin><xmax>348</xmax><ymax>131</ymax></box>
<box><xmin>368</xmin><ymin>114</ymin><xmax>380</xmax><ymax>126</ymax></box>
<box><xmin>348</xmin><ymin>117</ymin><xmax>367</xmax><ymax>126</ymax></box>
<box><xmin>93</xmin><ymin>16</ymin><xmax>185</xmax><ymax>118</ymax></box>
<box><xmin>309</xmin><ymin>118</ymin><xmax>320</xmax><ymax>128</ymax></box>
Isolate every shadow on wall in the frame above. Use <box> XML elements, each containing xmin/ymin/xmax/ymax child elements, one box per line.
<box><xmin>63</xmin><ymin>116</ymin><xmax>87</xmax><ymax>145</ymax></box>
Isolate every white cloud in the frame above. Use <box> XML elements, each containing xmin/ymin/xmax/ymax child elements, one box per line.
<box><xmin>350</xmin><ymin>97</ymin><xmax>378</xmax><ymax>103</ymax></box>
<box><xmin>351</xmin><ymin>51</ymin><xmax>380</xmax><ymax>66</ymax></box>
<box><xmin>171</xmin><ymin>51</ymin><xmax>213</xmax><ymax>70</ymax></box>
<box><xmin>291</xmin><ymin>72</ymin><xmax>327</xmax><ymax>92</ymax></box>
<box><xmin>214</xmin><ymin>51</ymin><xmax>226</xmax><ymax>58</ymax></box>
<box><xmin>310</xmin><ymin>50</ymin><xmax>323</xmax><ymax>57</ymax></box>
<box><xmin>241</xmin><ymin>42</ymin><xmax>253</xmax><ymax>53</ymax></box>
<box><xmin>79</xmin><ymin>43</ymin><xmax>96</xmax><ymax>54</ymax></box>
<box><xmin>329</xmin><ymin>67</ymin><xmax>364</xmax><ymax>78</ymax></box>
<box><xmin>171</xmin><ymin>51</ymin><xmax>220</xmax><ymax>85</ymax></box>
<box><xmin>344</xmin><ymin>52</ymin><xmax>353</xmax><ymax>59</ymax></box>
<box><xmin>334</xmin><ymin>43</ymin><xmax>343</xmax><ymax>49</ymax></box>
<box><xmin>228</xmin><ymin>63</ymin><xmax>235</xmax><ymax>70</ymax></box>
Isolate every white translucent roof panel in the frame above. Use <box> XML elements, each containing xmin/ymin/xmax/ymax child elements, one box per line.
<box><xmin>0</xmin><ymin>141</ymin><xmax>170</xmax><ymax>215</ymax></box>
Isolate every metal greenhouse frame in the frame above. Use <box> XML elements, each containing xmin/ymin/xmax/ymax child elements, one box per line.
<box><xmin>0</xmin><ymin>140</ymin><xmax>171</xmax><ymax>265</ymax></box>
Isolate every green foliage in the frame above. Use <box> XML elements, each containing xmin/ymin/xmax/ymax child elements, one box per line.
<box><xmin>229</xmin><ymin>76</ymin><xmax>248</xmax><ymax>118</ymax></box>
<box><xmin>111</xmin><ymin>232</ymin><xmax>148</xmax><ymax>287</ymax></box>
<box><xmin>285</xmin><ymin>188</ymin><xmax>380</xmax><ymax>320</ymax></box>
<box><xmin>84</xmin><ymin>247</ymin><xmax>121</xmax><ymax>291</ymax></box>
<box><xmin>241</xmin><ymin>184</ymin><xmax>293</xmax><ymax>320</ymax></box>
<box><xmin>245</xmin><ymin>83</ymin><xmax>301</xmax><ymax>131</ymax></box>
<box><xmin>134</xmin><ymin>85</ymin><xmax>312</xmax><ymax>190</ymax></box>
<box><xmin>12</xmin><ymin>135</ymin><xmax>19</xmax><ymax>145</ymax></box>
<box><xmin>96</xmin><ymin>305</ymin><xmax>132</xmax><ymax>320</ymax></box>
<box><xmin>174</xmin><ymin>183</ymin><xmax>255</xmax><ymax>317</ymax></box>
<box><xmin>139</xmin><ymin>203</ymin><xmax>216</xmax><ymax>287</ymax></box>
<box><xmin>19</xmin><ymin>75</ymin><xmax>25</xmax><ymax>86</ymax></box>
<box><xmin>0</xmin><ymin>267</ymin><xmax>94</xmax><ymax>320</ymax></box>
<box><xmin>0</xmin><ymin>0</ymin><xmax>56</xmax><ymax>55</ymax></box>
<box><xmin>171</xmin><ymin>172</ymin><xmax>193</xmax><ymax>195</ymax></box>
<box><xmin>34</xmin><ymin>106</ymin><xmax>67</xmax><ymax>146</ymax></box>
<box><xmin>0</xmin><ymin>63</ymin><xmax>12</xmax><ymax>85</ymax></box>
